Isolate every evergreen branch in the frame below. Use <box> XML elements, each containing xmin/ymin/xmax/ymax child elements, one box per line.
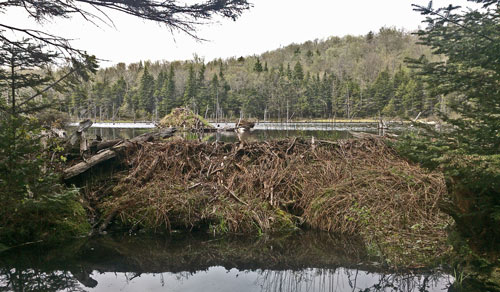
<box><xmin>17</xmin><ymin>68</ymin><xmax>76</xmax><ymax>108</ymax></box>
<box><xmin>0</xmin><ymin>23</ymin><xmax>86</xmax><ymax>58</ymax></box>
<box><xmin>412</xmin><ymin>3</ymin><xmax>495</xmax><ymax>42</ymax></box>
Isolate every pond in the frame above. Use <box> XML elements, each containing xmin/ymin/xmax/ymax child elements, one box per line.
<box><xmin>78</xmin><ymin>121</ymin><xmax>398</xmax><ymax>142</ymax></box>
<box><xmin>0</xmin><ymin>232</ymin><xmax>453</xmax><ymax>292</ymax></box>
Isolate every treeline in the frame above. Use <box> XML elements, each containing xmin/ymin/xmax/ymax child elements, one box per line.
<box><xmin>64</xmin><ymin>27</ymin><xmax>442</xmax><ymax>121</ymax></box>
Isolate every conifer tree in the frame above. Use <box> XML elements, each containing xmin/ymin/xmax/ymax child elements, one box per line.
<box><xmin>369</xmin><ymin>69</ymin><xmax>393</xmax><ymax>116</ymax></box>
<box><xmin>138</xmin><ymin>65</ymin><xmax>155</xmax><ymax>113</ymax></box>
<box><xmin>184</xmin><ymin>64</ymin><xmax>198</xmax><ymax>111</ymax></box>
<box><xmin>401</xmin><ymin>0</ymin><xmax>500</xmax><ymax>251</ymax></box>
<box><xmin>286</xmin><ymin>63</ymin><xmax>292</xmax><ymax>80</ymax></box>
<box><xmin>160</xmin><ymin>64</ymin><xmax>176</xmax><ymax>115</ymax></box>
<box><xmin>110</xmin><ymin>77</ymin><xmax>127</xmax><ymax>119</ymax></box>
<box><xmin>253</xmin><ymin>58</ymin><xmax>263</xmax><ymax>72</ymax></box>
<box><xmin>293</xmin><ymin>61</ymin><xmax>304</xmax><ymax>81</ymax></box>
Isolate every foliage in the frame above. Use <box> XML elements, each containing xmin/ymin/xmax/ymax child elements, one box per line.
<box><xmin>1</xmin><ymin>0</ymin><xmax>251</xmax><ymax>61</ymax></box>
<box><xmin>62</xmin><ymin>28</ymin><xmax>439</xmax><ymax>122</ymax></box>
<box><xmin>0</xmin><ymin>0</ymin><xmax>252</xmax><ymax>246</ymax></box>
<box><xmin>0</xmin><ymin>115</ymin><xmax>90</xmax><ymax>246</ymax></box>
<box><xmin>399</xmin><ymin>0</ymin><xmax>500</xmax><ymax>254</ymax></box>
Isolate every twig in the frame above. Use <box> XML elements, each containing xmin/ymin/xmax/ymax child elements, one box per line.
<box><xmin>188</xmin><ymin>182</ymin><xmax>202</xmax><ymax>190</ymax></box>
<box><xmin>222</xmin><ymin>184</ymin><xmax>248</xmax><ymax>206</ymax></box>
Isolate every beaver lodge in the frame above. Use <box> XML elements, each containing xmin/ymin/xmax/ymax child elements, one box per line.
<box><xmin>158</xmin><ymin>107</ymin><xmax>213</xmax><ymax>131</ymax></box>
<box><xmin>65</xmin><ymin>134</ymin><xmax>452</xmax><ymax>268</ymax></box>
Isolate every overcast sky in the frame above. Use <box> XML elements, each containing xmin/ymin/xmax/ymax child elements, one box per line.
<box><xmin>3</xmin><ymin>0</ymin><xmax>474</xmax><ymax>67</ymax></box>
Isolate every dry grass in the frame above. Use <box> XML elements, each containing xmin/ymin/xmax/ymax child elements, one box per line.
<box><xmin>95</xmin><ymin>137</ymin><xmax>452</xmax><ymax>267</ymax></box>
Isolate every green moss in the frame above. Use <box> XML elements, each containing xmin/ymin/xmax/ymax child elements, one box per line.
<box><xmin>49</xmin><ymin>200</ymin><xmax>91</xmax><ymax>239</ymax></box>
<box><xmin>0</xmin><ymin>188</ymin><xmax>91</xmax><ymax>245</ymax></box>
<box><xmin>272</xmin><ymin>208</ymin><xmax>299</xmax><ymax>232</ymax></box>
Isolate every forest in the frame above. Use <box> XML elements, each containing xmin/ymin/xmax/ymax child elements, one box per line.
<box><xmin>1</xmin><ymin>0</ymin><xmax>499</xmax><ymax>290</ymax></box>
<box><xmin>62</xmin><ymin>27</ymin><xmax>443</xmax><ymax>122</ymax></box>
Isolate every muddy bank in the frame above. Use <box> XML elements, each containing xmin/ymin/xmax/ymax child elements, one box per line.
<box><xmin>77</xmin><ymin>137</ymin><xmax>452</xmax><ymax>268</ymax></box>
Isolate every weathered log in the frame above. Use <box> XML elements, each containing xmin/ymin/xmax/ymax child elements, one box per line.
<box><xmin>63</xmin><ymin>128</ymin><xmax>176</xmax><ymax>180</ymax></box>
<box><xmin>64</xmin><ymin>148</ymin><xmax>118</xmax><ymax>180</ymax></box>
<box><xmin>77</xmin><ymin>119</ymin><xmax>93</xmax><ymax>133</ymax></box>
<box><xmin>90</xmin><ymin>139</ymin><xmax>122</xmax><ymax>154</ymax></box>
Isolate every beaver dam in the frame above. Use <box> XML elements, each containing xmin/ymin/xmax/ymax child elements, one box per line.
<box><xmin>67</xmin><ymin>135</ymin><xmax>452</xmax><ymax>269</ymax></box>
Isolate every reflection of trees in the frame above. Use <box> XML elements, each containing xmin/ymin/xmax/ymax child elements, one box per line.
<box><xmin>0</xmin><ymin>268</ymin><xmax>85</xmax><ymax>292</ymax></box>
<box><xmin>257</xmin><ymin>268</ymin><xmax>338</xmax><ymax>292</ymax></box>
<box><xmin>255</xmin><ymin>268</ymin><xmax>451</xmax><ymax>292</ymax></box>
<box><xmin>0</xmin><ymin>233</ymin><xmax>452</xmax><ymax>291</ymax></box>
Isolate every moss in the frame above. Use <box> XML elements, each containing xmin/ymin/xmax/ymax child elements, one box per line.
<box><xmin>49</xmin><ymin>200</ymin><xmax>91</xmax><ymax>239</ymax></box>
<box><xmin>0</xmin><ymin>188</ymin><xmax>91</xmax><ymax>245</ymax></box>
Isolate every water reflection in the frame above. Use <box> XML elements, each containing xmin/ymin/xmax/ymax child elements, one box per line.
<box><xmin>0</xmin><ymin>232</ymin><xmax>452</xmax><ymax>292</ymax></box>
<box><xmin>80</xmin><ymin>128</ymin><xmax>353</xmax><ymax>143</ymax></box>
<box><xmin>72</xmin><ymin>121</ymin><xmax>404</xmax><ymax>142</ymax></box>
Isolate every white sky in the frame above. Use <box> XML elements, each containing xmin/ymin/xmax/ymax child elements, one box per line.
<box><xmin>2</xmin><ymin>0</ymin><xmax>474</xmax><ymax>67</ymax></box>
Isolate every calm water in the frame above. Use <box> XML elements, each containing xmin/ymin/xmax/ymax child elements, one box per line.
<box><xmin>0</xmin><ymin>232</ymin><xmax>453</xmax><ymax>292</ymax></box>
<box><xmin>70</xmin><ymin>121</ymin><xmax>400</xmax><ymax>142</ymax></box>
<box><xmin>80</xmin><ymin>128</ymin><xmax>388</xmax><ymax>143</ymax></box>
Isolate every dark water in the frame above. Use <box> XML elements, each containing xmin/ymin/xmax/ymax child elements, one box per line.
<box><xmin>0</xmin><ymin>232</ymin><xmax>453</xmax><ymax>292</ymax></box>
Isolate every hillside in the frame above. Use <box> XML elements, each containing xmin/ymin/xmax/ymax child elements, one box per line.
<box><xmin>64</xmin><ymin>27</ymin><xmax>442</xmax><ymax>122</ymax></box>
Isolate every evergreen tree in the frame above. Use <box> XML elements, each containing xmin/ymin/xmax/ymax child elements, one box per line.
<box><xmin>293</xmin><ymin>61</ymin><xmax>304</xmax><ymax>81</ymax></box>
<box><xmin>138</xmin><ymin>66</ymin><xmax>155</xmax><ymax>114</ymax></box>
<box><xmin>110</xmin><ymin>77</ymin><xmax>127</xmax><ymax>119</ymax></box>
<box><xmin>253</xmin><ymin>58</ymin><xmax>263</xmax><ymax>72</ymax></box>
<box><xmin>160</xmin><ymin>64</ymin><xmax>176</xmax><ymax>115</ymax></box>
<box><xmin>184</xmin><ymin>64</ymin><xmax>198</xmax><ymax>111</ymax></box>
<box><xmin>197</xmin><ymin>63</ymin><xmax>211</xmax><ymax>116</ymax></box>
<box><xmin>368</xmin><ymin>69</ymin><xmax>393</xmax><ymax>116</ymax></box>
<box><xmin>401</xmin><ymin>0</ymin><xmax>500</xmax><ymax>253</ymax></box>
<box><xmin>286</xmin><ymin>63</ymin><xmax>292</xmax><ymax>80</ymax></box>
<box><xmin>0</xmin><ymin>40</ymin><xmax>92</xmax><ymax>244</ymax></box>
<box><xmin>366</xmin><ymin>31</ymin><xmax>374</xmax><ymax>43</ymax></box>
<box><xmin>198</xmin><ymin>63</ymin><xmax>206</xmax><ymax>87</ymax></box>
<box><xmin>278</xmin><ymin>63</ymin><xmax>284</xmax><ymax>76</ymax></box>
<box><xmin>210</xmin><ymin>73</ymin><xmax>220</xmax><ymax>120</ymax></box>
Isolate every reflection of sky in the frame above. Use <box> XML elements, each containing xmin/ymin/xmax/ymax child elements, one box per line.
<box><xmin>83</xmin><ymin>267</ymin><xmax>453</xmax><ymax>292</ymax></box>
<box><xmin>70</xmin><ymin>121</ymin><xmax>403</xmax><ymax>141</ymax></box>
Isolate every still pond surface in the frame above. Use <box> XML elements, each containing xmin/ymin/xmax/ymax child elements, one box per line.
<box><xmin>76</xmin><ymin>121</ymin><xmax>402</xmax><ymax>142</ymax></box>
<box><xmin>0</xmin><ymin>232</ymin><xmax>453</xmax><ymax>292</ymax></box>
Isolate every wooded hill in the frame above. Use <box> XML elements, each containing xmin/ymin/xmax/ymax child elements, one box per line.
<box><xmin>63</xmin><ymin>27</ymin><xmax>443</xmax><ymax>122</ymax></box>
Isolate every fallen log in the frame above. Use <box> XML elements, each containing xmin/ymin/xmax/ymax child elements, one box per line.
<box><xmin>64</xmin><ymin>149</ymin><xmax>118</xmax><ymax>180</ymax></box>
<box><xmin>90</xmin><ymin>139</ymin><xmax>122</xmax><ymax>154</ymax></box>
<box><xmin>63</xmin><ymin>128</ymin><xmax>176</xmax><ymax>180</ymax></box>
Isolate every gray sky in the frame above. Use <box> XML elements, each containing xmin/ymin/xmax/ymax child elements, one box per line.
<box><xmin>3</xmin><ymin>0</ymin><xmax>474</xmax><ymax>66</ymax></box>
